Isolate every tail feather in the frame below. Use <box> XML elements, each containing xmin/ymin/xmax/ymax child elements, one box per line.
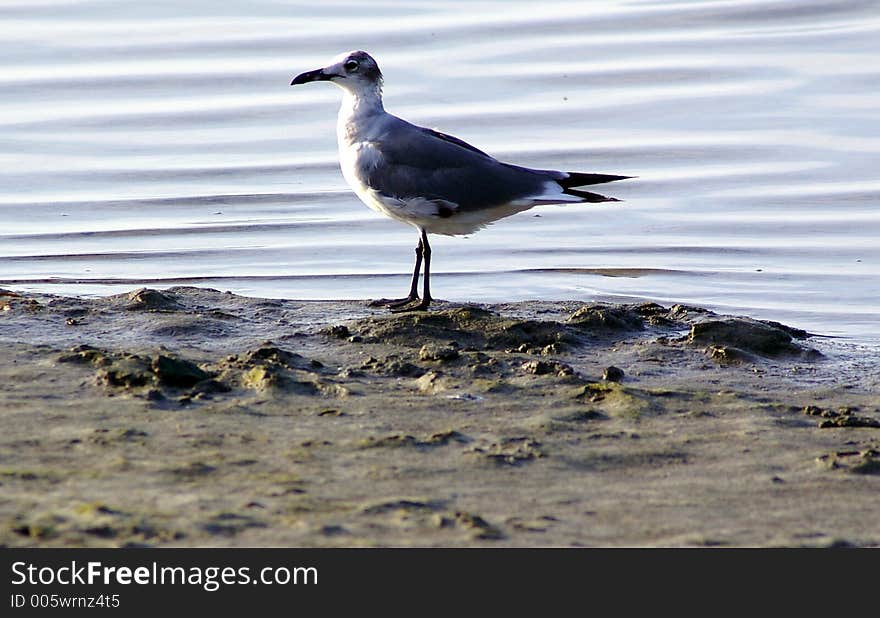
<box><xmin>559</xmin><ymin>172</ymin><xmax>633</xmax><ymax>188</ymax></box>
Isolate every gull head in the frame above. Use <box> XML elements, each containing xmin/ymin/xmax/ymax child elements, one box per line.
<box><xmin>290</xmin><ymin>50</ymin><xmax>383</xmax><ymax>97</ymax></box>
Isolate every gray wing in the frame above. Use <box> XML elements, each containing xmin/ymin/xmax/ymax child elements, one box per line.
<box><xmin>362</xmin><ymin>117</ymin><xmax>556</xmax><ymax>210</ymax></box>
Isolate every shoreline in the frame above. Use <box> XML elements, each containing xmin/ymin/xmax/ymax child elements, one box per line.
<box><xmin>1</xmin><ymin>286</ymin><xmax>878</xmax><ymax>547</ymax></box>
<box><xmin>4</xmin><ymin>279</ymin><xmax>879</xmax><ymax>348</ymax></box>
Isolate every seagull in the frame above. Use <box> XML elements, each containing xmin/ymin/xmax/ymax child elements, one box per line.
<box><xmin>291</xmin><ymin>50</ymin><xmax>631</xmax><ymax>312</ymax></box>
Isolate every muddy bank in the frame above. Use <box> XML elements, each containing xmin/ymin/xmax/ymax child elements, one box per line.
<box><xmin>1</xmin><ymin>287</ymin><xmax>878</xmax><ymax>547</ymax></box>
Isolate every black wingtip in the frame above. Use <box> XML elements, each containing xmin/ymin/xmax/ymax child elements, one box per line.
<box><xmin>560</xmin><ymin>172</ymin><xmax>635</xmax><ymax>188</ymax></box>
<box><xmin>561</xmin><ymin>187</ymin><xmax>621</xmax><ymax>202</ymax></box>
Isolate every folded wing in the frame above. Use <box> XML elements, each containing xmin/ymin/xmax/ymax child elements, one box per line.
<box><xmin>362</xmin><ymin>116</ymin><xmax>629</xmax><ymax>210</ymax></box>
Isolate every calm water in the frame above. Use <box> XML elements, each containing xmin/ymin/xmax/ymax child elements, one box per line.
<box><xmin>1</xmin><ymin>0</ymin><xmax>878</xmax><ymax>343</ymax></box>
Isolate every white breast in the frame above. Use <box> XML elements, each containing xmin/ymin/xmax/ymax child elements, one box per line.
<box><xmin>338</xmin><ymin>141</ymin><xmax>398</xmax><ymax>217</ymax></box>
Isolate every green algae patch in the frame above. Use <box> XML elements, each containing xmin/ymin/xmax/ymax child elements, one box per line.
<box><xmin>220</xmin><ymin>344</ymin><xmax>344</xmax><ymax>397</ymax></box>
<box><xmin>241</xmin><ymin>365</ymin><xmax>281</xmax><ymax>391</ymax></box>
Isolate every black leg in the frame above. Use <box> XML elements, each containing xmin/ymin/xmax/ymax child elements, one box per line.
<box><xmin>391</xmin><ymin>229</ymin><xmax>432</xmax><ymax>312</ymax></box>
<box><xmin>368</xmin><ymin>236</ymin><xmax>423</xmax><ymax>308</ymax></box>
<box><xmin>407</xmin><ymin>238</ymin><xmax>423</xmax><ymax>299</ymax></box>
<box><xmin>421</xmin><ymin>228</ymin><xmax>432</xmax><ymax>303</ymax></box>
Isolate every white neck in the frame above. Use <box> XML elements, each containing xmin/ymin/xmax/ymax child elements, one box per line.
<box><xmin>337</xmin><ymin>85</ymin><xmax>385</xmax><ymax>143</ymax></box>
<box><xmin>339</xmin><ymin>84</ymin><xmax>384</xmax><ymax>116</ymax></box>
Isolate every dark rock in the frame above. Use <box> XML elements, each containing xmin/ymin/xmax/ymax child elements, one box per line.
<box><xmin>200</xmin><ymin>513</ymin><xmax>266</xmax><ymax>536</ymax></box>
<box><xmin>190</xmin><ymin>379</ymin><xmax>231</xmax><ymax>395</ymax></box>
<box><xmin>322</xmin><ymin>324</ymin><xmax>350</xmax><ymax>339</ymax></box>
<box><xmin>98</xmin><ymin>356</ymin><xmax>154</xmax><ymax>388</ymax></box>
<box><xmin>242</xmin><ymin>345</ymin><xmax>305</xmax><ymax>369</ymax></box>
<box><xmin>497</xmin><ymin>320</ymin><xmax>572</xmax><ymax>351</ymax></box>
<box><xmin>83</xmin><ymin>525</ymin><xmax>117</xmax><ymax>538</ymax></box>
<box><xmin>359</xmin><ymin>435</ymin><xmax>421</xmax><ymax>449</ymax></box>
<box><xmin>348</xmin><ymin>307</ymin><xmax>574</xmax><ymax>351</ymax></box>
<box><xmin>57</xmin><ymin>345</ymin><xmax>108</xmax><ymax>366</ymax></box>
<box><xmin>758</xmin><ymin>319</ymin><xmax>810</xmax><ymax>339</ymax></box>
<box><xmin>319</xmin><ymin>525</ymin><xmax>349</xmax><ymax>537</ymax></box>
<box><xmin>852</xmin><ymin>450</ymin><xmax>880</xmax><ymax>475</ymax></box>
<box><xmin>453</xmin><ymin>511</ymin><xmax>504</xmax><ymax>540</ymax></box>
<box><xmin>667</xmin><ymin>304</ymin><xmax>712</xmax><ymax>321</ymax></box>
<box><xmin>169</xmin><ymin>462</ymin><xmax>217</xmax><ymax>479</ymax></box>
<box><xmin>567</xmin><ymin>304</ymin><xmax>644</xmax><ymax>332</ymax></box>
<box><xmin>360</xmin><ymin>430</ymin><xmax>469</xmax><ymax>449</ymax></box>
<box><xmin>706</xmin><ymin>345</ymin><xmax>757</xmax><ymax>365</ymax></box>
<box><xmin>521</xmin><ymin>359</ymin><xmax>575</xmax><ymax>378</ymax></box>
<box><xmin>123</xmin><ymin>288</ymin><xmax>182</xmax><ymax>311</ymax></box>
<box><xmin>470</xmin><ymin>437</ymin><xmax>545</xmax><ymax>466</ymax></box>
<box><xmin>634</xmin><ymin>303</ymin><xmax>676</xmax><ymax>327</ymax></box>
<box><xmin>317</xmin><ymin>409</ymin><xmax>345</xmax><ymax>417</ymax></box>
<box><xmin>361</xmin><ymin>499</ymin><xmax>445</xmax><ymax>515</ymax></box>
<box><xmin>423</xmin><ymin>430</ymin><xmax>470</xmax><ymax>445</ymax></box>
<box><xmin>117</xmin><ymin>428</ymin><xmax>149</xmax><ymax>441</ymax></box>
<box><xmin>818</xmin><ymin>415</ymin><xmax>880</xmax><ymax>429</ymax></box>
<box><xmin>602</xmin><ymin>366</ymin><xmax>625</xmax><ymax>382</ymax></box>
<box><xmin>361</xmin><ymin>355</ymin><xmax>425</xmax><ymax>377</ymax></box>
<box><xmin>688</xmin><ymin>318</ymin><xmax>818</xmax><ymax>358</ymax></box>
<box><xmin>806</xmin><ymin>405</ymin><xmax>880</xmax><ymax>428</ymax></box>
<box><xmin>151</xmin><ymin>355</ymin><xmax>210</xmax><ymax>388</ymax></box>
<box><xmin>817</xmin><ymin>449</ymin><xmax>880</xmax><ymax>475</ymax></box>
<box><xmin>418</xmin><ymin>343</ymin><xmax>460</xmax><ymax>362</ymax></box>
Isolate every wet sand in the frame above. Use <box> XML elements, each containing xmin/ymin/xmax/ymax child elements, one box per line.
<box><xmin>1</xmin><ymin>286</ymin><xmax>878</xmax><ymax>547</ymax></box>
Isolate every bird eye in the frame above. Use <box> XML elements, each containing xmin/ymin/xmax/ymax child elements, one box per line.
<box><xmin>344</xmin><ymin>60</ymin><xmax>359</xmax><ymax>72</ymax></box>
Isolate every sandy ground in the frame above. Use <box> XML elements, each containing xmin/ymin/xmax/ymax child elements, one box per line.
<box><xmin>1</xmin><ymin>286</ymin><xmax>878</xmax><ymax>547</ymax></box>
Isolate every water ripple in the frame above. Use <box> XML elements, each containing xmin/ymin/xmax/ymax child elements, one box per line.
<box><xmin>1</xmin><ymin>0</ymin><xmax>877</xmax><ymax>342</ymax></box>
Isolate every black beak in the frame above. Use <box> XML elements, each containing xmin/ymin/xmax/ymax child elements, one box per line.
<box><xmin>290</xmin><ymin>68</ymin><xmax>332</xmax><ymax>85</ymax></box>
